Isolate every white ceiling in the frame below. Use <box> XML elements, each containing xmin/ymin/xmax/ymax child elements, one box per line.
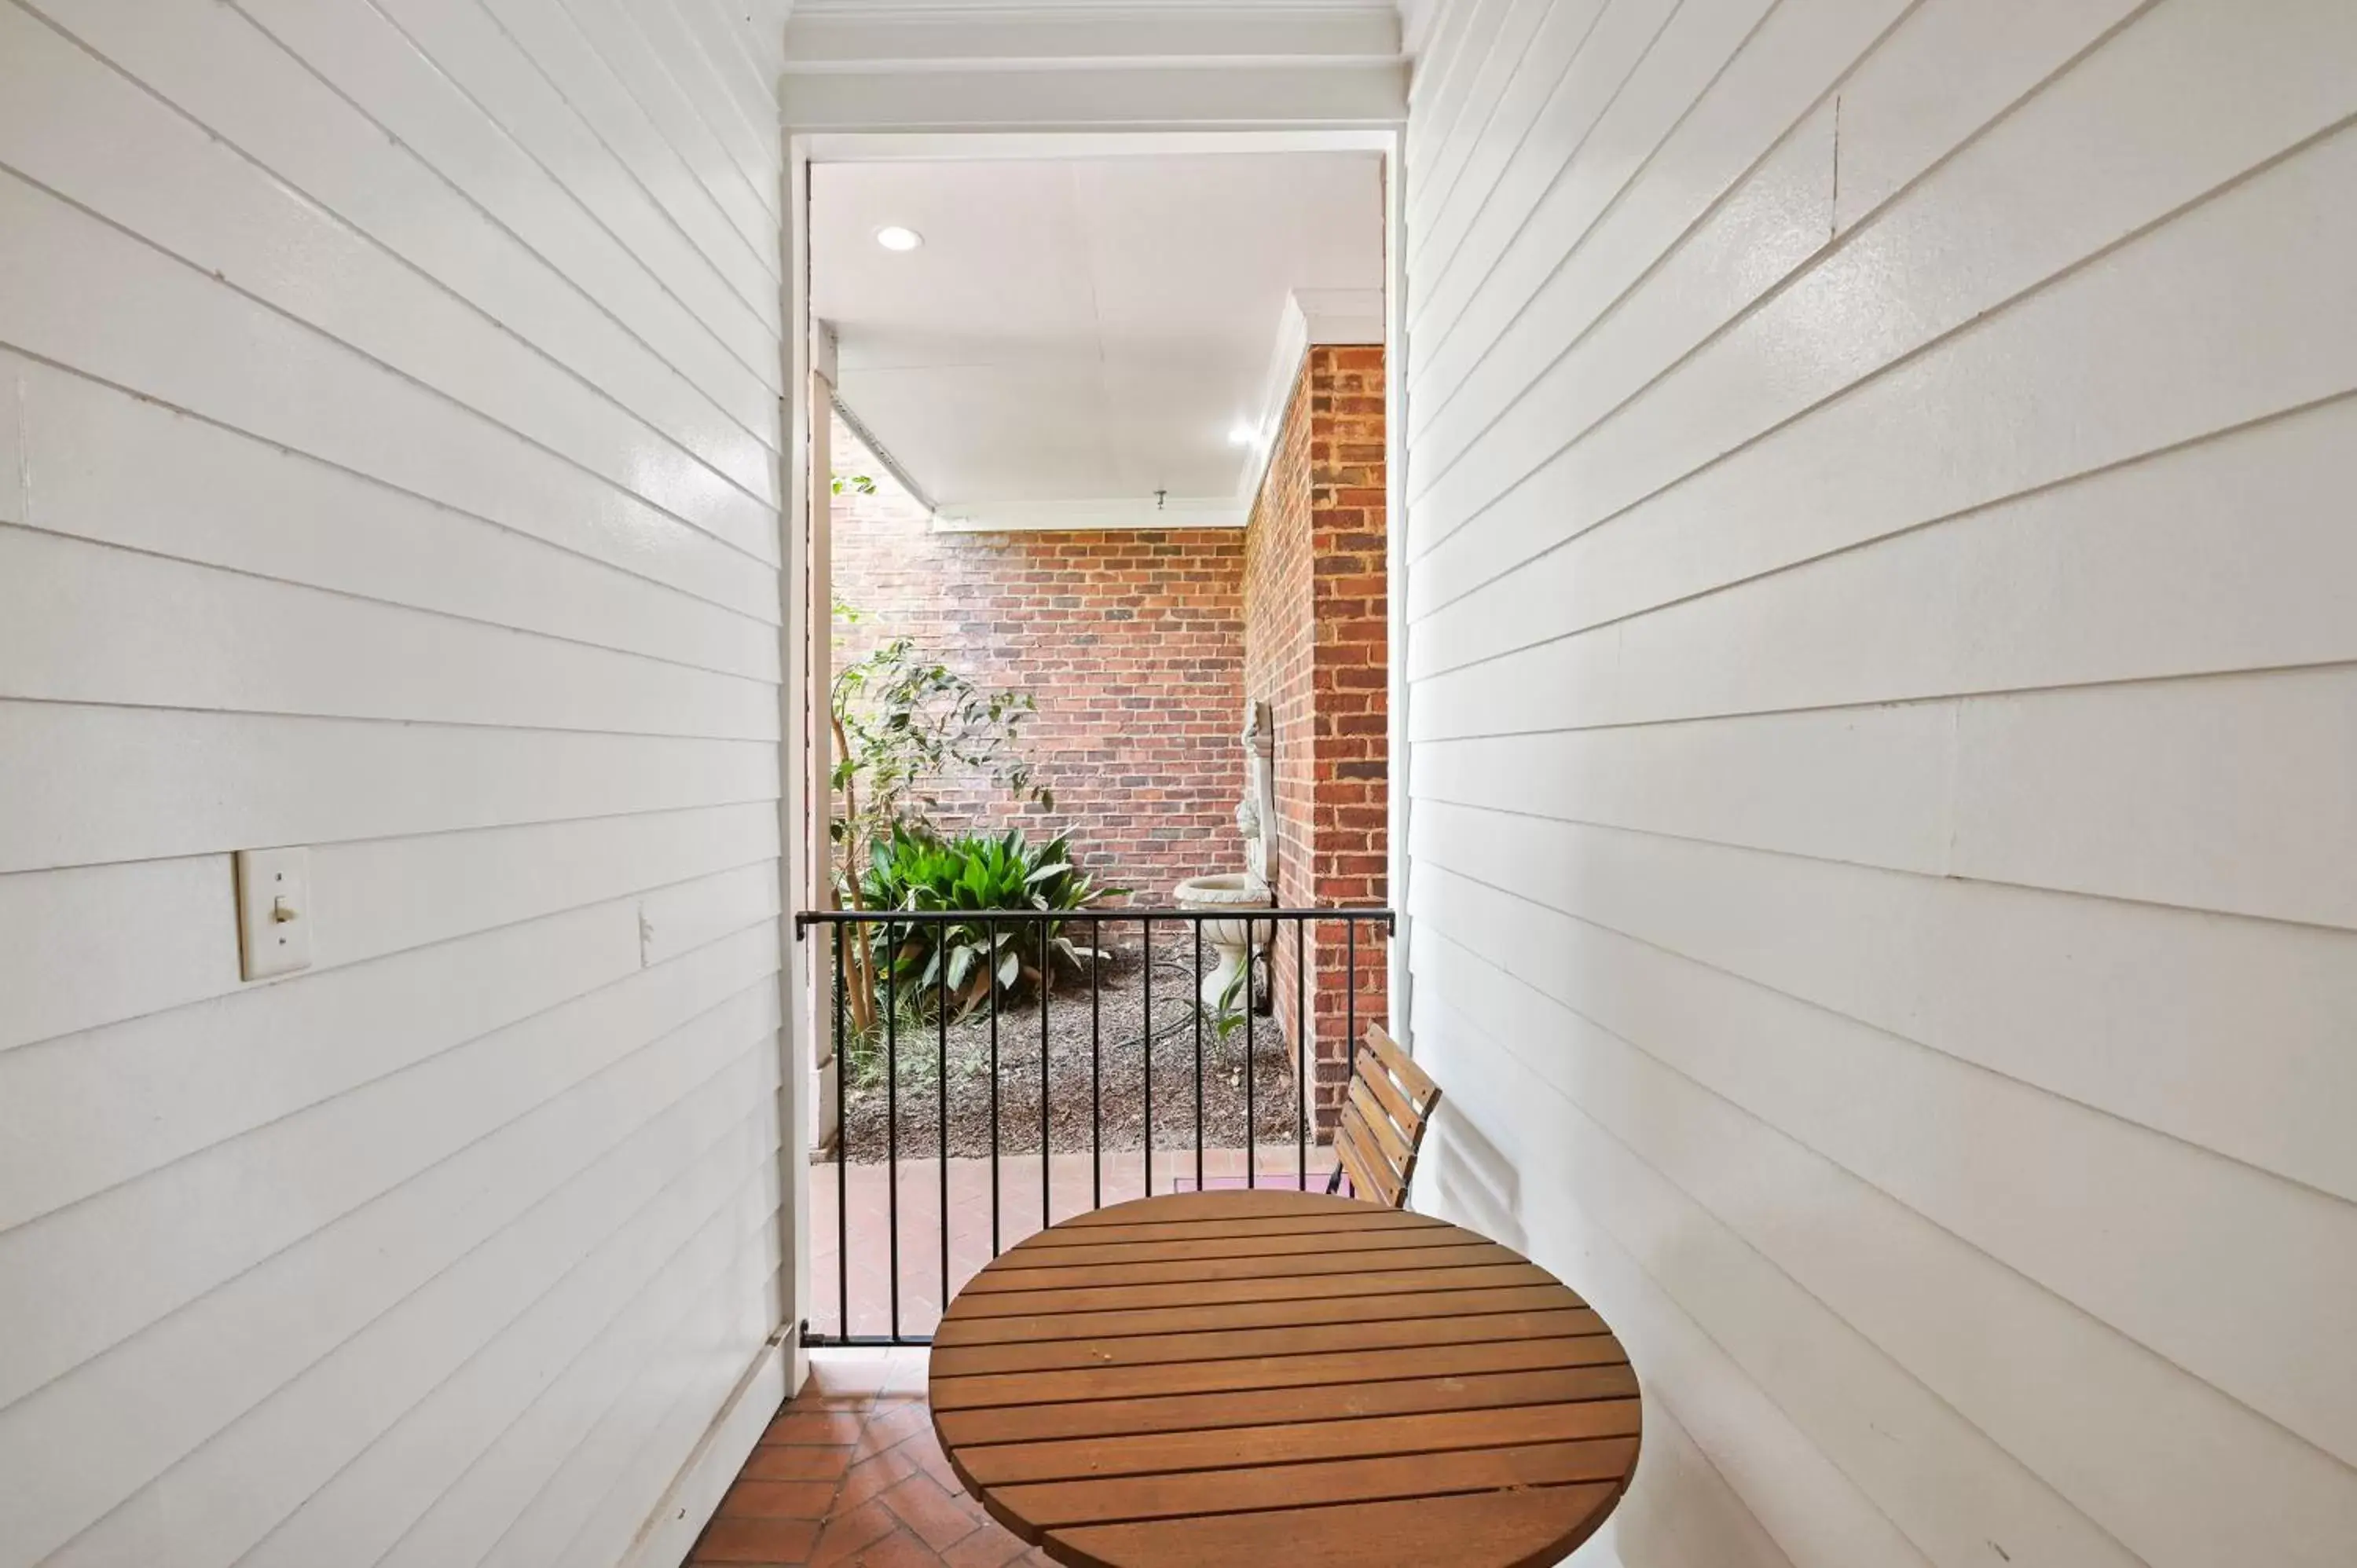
<box><xmin>810</xmin><ymin>153</ymin><xmax>1383</xmax><ymax>517</ymax></box>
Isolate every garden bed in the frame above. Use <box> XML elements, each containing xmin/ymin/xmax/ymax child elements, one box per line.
<box><xmin>830</xmin><ymin>941</ymin><xmax>1306</xmax><ymax>1162</ymax></box>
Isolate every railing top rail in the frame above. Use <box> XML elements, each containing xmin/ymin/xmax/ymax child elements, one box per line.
<box><xmin>793</xmin><ymin>906</ymin><xmax>1394</xmax><ymax>935</ymax></box>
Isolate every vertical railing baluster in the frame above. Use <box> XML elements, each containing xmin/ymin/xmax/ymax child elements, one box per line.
<box><xmin>988</xmin><ymin>926</ymin><xmax>1000</xmax><ymax>1258</ymax></box>
<box><xmin>1244</xmin><ymin>912</ymin><xmax>1255</xmax><ymax>1189</ymax></box>
<box><xmin>834</xmin><ymin>924</ymin><xmax>849</xmax><ymax>1340</ymax></box>
<box><xmin>885</xmin><ymin>918</ymin><xmax>900</xmax><ymax>1343</ymax></box>
<box><xmin>1296</xmin><ymin>918</ymin><xmax>1307</xmax><ymax>1191</ymax></box>
<box><xmin>1345</xmin><ymin>918</ymin><xmax>1358</xmax><ymax>1198</ymax></box>
<box><xmin>797</xmin><ymin>905</ymin><xmax>1391</xmax><ymax>1343</ymax></box>
<box><xmin>938</xmin><ymin>928</ymin><xmax>949</xmax><ymax>1324</ymax></box>
<box><xmin>1142</xmin><ymin>917</ymin><xmax>1153</xmax><ymax>1201</ymax></box>
<box><xmin>1091</xmin><ymin>915</ymin><xmax>1102</xmax><ymax>1211</ymax></box>
<box><xmin>1347</xmin><ymin>918</ymin><xmax>1358</xmax><ymax>1077</ymax></box>
<box><xmin>1039</xmin><ymin>914</ymin><xmax>1050</xmax><ymax>1233</ymax></box>
<box><xmin>1192</xmin><ymin>920</ymin><xmax>1203</xmax><ymax>1194</ymax></box>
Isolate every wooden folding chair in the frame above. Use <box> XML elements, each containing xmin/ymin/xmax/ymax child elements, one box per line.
<box><xmin>1326</xmin><ymin>1022</ymin><xmax>1441</xmax><ymax>1208</ymax></box>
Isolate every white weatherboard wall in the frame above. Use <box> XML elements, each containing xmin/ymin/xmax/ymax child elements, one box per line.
<box><xmin>1398</xmin><ymin>1</ymin><xmax>2357</xmax><ymax>1565</ymax></box>
<box><xmin>0</xmin><ymin>1</ymin><xmax>794</xmax><ymax>1566</ymax></box>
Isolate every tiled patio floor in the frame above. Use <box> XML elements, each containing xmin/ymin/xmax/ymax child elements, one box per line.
<box><xmin>680</xmin><ymin>1348</ymin><xmax>1040</xmax><ymax>1567</ymax></box>
<box><xmin>692</xmin><ymin>1149</ymin><xmax>1346</xmax><ymax>1565</ymax></box>
<box><xmin>808</xmin><ymin>1144</ymin><xmax>1336</xmax><ymax>1339</ymax></box>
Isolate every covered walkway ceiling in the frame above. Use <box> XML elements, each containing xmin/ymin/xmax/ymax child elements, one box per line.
<box><xmin>810</xmin><ymin>152</ymin><xmax>1383</xmax><ymax>529</ymax></box>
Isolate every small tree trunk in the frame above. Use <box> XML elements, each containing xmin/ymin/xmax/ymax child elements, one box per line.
<box><xmin>831</xmin><ymin>712</ymin><xmax>878</xmax><ymax>1035</ymax></box>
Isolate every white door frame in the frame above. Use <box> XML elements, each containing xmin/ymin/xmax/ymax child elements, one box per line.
<box><xmin>778</xmin><ymin>123</ymin><xmax>1413</xmax><ymax>1368</ymax></box>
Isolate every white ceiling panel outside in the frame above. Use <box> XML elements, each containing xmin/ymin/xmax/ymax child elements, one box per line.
<box><xmin>809</xmin><ymin>152</ymin><xmax>1383</xmax><ymax>514</ymax></box>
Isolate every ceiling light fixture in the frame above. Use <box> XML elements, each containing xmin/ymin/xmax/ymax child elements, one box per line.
<box><xmin>1226</xmin><ymin>423</ymin><xmax>1259</xmax><ymax>447</ymax></box>
<box><xmin>874</xmin><ymin>225</ymin><xmax>923</xmax><ymax>252</ymax></box>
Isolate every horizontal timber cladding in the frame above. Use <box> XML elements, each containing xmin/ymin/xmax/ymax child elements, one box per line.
<box><xmin>0</xmin><ymin>1</ymin><xmax>791</xmax><ymax>1566</ymax></box>
<box><xmin>1398</xmin><ymin>1</ymin><xmax>2357</xmax><ymax>1566</ymax></box>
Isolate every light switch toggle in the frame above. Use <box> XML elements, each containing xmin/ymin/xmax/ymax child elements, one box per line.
<box><xmin>236</xmin><ymin>847</ymin><xmax>314</xmax><ymax>980</ymax></box>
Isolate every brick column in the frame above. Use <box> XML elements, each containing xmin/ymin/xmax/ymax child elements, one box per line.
<box><xmin>1243</xmin><ymin>346</ymin><xmax>1388</xmax><ymax>1134</ymax></box>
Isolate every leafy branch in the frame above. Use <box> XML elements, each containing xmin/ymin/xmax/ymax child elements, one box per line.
<box><xmin>829</xmin><ymin>635</ymin><xmax>1051</xmax><ymax>1033</ymax></box>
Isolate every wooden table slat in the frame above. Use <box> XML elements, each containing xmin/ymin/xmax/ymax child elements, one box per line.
<box><xmin>957</xmin><ymin>1396</ymin><xmax>1644</xmax><ymax>1486</ymax></box>
<box><xmin>929</xmin><ymin>1334</ymin><xmax>1627</xmax><ymax>1412</ymax></box>
<box><xmin>928</xmin><ymin>1306</ymin><xmax>1607</xmax><ymax>1379</ymax></box>
<box><xmin>929</xmin><ymin>1190</ymin><xmax>1637</xmax><ymax>1567</ymax></box>
<box><xmin>984</xmin><ymin>1222</ymin><xmax>1486</xmax><ymax>1272</ymax></box>
<box><xmin>934</xmin><ymin>1363</ymin><xmax>1643</xmax><ymax>1449</ymax></box>
<box><xmin>956</xmin><ymin>1240</ymin><xmax>1522</xmax><ymax>1295</ymax></box>
<box><xmin>1017</xmin><ymin>1209</ymin><xmax>1441</xmax><ymax>1248</ymax></box>
<box><xmin>929</xmin><ymin>1281</ymin><xmax>1589</xmax><ymax>1348</ymax></box>
<box><xmin>940</xmin><ymin>1260</ymin><xmax>1557</xmax><ymax>1318</ymax></box>
<box><xmin>995</xmin><ymin>1435</ymin><xmax>1640</xmax><ymax>1530</ymax></box>
<box><xmin>1046</xmin><ymin>1483</ymin><xmax>1619</xmax><ymax>1568</ymax></box>
<box><xmin>1057</xmin><ymin>1191</ymin><xmax>1375</xmax><ymax>1225</ymax></box>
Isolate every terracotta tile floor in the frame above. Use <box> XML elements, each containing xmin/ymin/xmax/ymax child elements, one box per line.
<box><xmin>682</xmin><ymin>1348</ymin><xmax>1048</xmax><ymax>1568</ymax></box>
<box><xmin>809</xmin><ymin>1145</ymin><xmax>1336</xmax><ymax>1339</ymax></box>
<box><xmin>693</xmin><ymin>1149</ymin><xmax>1342</xmax><ymax>1566</ymax></box>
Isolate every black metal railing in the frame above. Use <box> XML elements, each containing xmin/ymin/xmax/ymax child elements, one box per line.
<box><xmin>794</xmin><ymin>905</ymin><xmax>1393</xmax><ymax>1345</ymax></box>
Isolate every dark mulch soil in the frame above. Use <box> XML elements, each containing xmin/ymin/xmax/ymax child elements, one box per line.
<box><xmin>830</xmin><ymin>942</ymin><xmax>1306</xmax><ymax>1163</ymax></box>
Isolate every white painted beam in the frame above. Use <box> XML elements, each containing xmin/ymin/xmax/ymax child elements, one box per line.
<box><xmin>781</xmin><ymin>61</ymin><xmax>1408</xmax><ymax>130</ymax></box>
<box><xmin>783</xmin><ymin>9</ymin><xmax>1401</xmax><ymax>71</ymax></box>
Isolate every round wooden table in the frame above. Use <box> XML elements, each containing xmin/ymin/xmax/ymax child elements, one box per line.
<box><xmin>927</xmin><ymin>1189</ymin><xmax>1640</xmax><ymax>1568</ymax></box>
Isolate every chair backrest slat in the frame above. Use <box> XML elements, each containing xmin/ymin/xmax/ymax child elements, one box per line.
<box><xmin>1333</xmin><ymin>1023</ymin><xmax>1439</xmax><ymax>1209</ymax></box>
<box><xmin>1336</xmin><ymin>1100</ymin><xmax>1406</xmax><ymax>1208</ymax></box>
<box><xmin>1364</xmin><ymin>1022</ymin><xmax>1439</xmax><ymax>1116</ymax></box>
<box><xmin>1355</xmin><ymin>1044</ymin><xmax>1421</xmax><ymax>1140</ymax></box>
<box><xmin>1350</xmin><ymin>1075</ymin><xmax>1413</xmax><ymax>1170</ymax></box>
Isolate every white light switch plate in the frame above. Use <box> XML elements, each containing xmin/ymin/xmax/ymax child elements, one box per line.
<box><xmin>235</xmin><ymin>847</ymin><xmax>313</xmax><ymax>980</ymax></box>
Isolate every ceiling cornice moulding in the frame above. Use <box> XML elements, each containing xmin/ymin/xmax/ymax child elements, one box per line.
<box><xmin>1232</xmin><ymin>286</ymin><xmax>1381</xmax><ymax>511</ymax></box>
<box><xmin>782</xmin><ymin>2</ymin><xmax>1403</xmax><ymax>86</ymax></box>
<box><xmin>933</xmin><ymin>496</ymin><xmax>1247</xmax><ymax>533</ymax></box>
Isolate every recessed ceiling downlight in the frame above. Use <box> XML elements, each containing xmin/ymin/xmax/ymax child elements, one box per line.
<box><xmin>1226</xmin><ymin>423</ymin><xmax>1259</xmax><ymax>447</ymax></box>
<box><xmin>874</xmin><ymin>225</ymin><xmax>923</xmax><ymax>252</ymax></box>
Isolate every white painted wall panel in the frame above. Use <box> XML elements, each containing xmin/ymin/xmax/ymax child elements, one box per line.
<box><xmin>1409</xmin><ymin>800</ymin><xmax>2357</xmax><ymax>1207</ymax></box>
<box><xmin>1413</xmin><ymin>980</ymin><xmax>2139</xmax><ymax>1568</ymax></box>
<box><xmin>0</xmin><ymin>0</ymin><xmax>788</xmax><ymax>1560</ymax></box>
<box><xmin>1405</xmin><ymin>0</ymin><xmax>1608</xmax><ymax>281</ymax></box>
<box><xmin>558</xmin><ymin>0</ymin><xmax>775</xmax><ymax>247</ymax></box>
<box><xmin>0</xmin><ymin>176</ymin><xmax>780</xmax><ymax>604</ymax></box>
<box><xmin>1409</xmin><ymin>0</ymin><xmax>1904</xmax><ymax>470</ymax></box>
<box><xmin>0</xmin><ymin>531</ymin><xmax>777</xmax><ymax>742</ymax></box>
<box><xmin>0</xmin><ymin>702</ymin><xmax>776</xmax><ymax>875</ymax></box>
<box><xmin>1403</xmin><ymin>0</ymin><xmax>1530</xmax><ymax>215</ymax></box>
<box><xmin>1401</xmin><ymin>1</ymin><xmax>2357</xmax><ymax>1562</ymax></box>
<box><xmin>482</xmin><ymin>0</ymin><xmax>780</xmax><ymax>299</ymax></box>
<box><xmin>0</xmin><ymin>932</ymin><xmax>779</xmax><ymax>1551</ymax></box>
<box><xmin>245</xmin><ymin>0</ymin><xmax>780</xmax><ymax>361</ymax></box>
<box><xmin>1412</xmin><ymin>397</ymin><xmax>2357</xmax><ymax>708</ymax></box>
<box><xmin>10</xmin><ymin>355</ymin><xmax>778</xmax><ymax>681</ymax></box>
<box><xmin>22</xmin><ymin>0</ymin><xmax>779</xmax><ymax>434</ymax></box>
<box><xmin>1828</xmin><ymin>0</ymin><xmax>2143</xmax><ymax>231</ymax></box>
<box><xmin>0</xmin><ymin>6</ymin><xmax>776</xmax><ymax>526</ymax></box>
<box><xmin>1408</xmin><ymin>0</ymin><xmax>1774</xmax><ymax>408</ymax></box>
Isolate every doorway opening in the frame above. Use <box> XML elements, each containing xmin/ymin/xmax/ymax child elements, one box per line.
<box><xmin>794</xmin><ymin>141</ymin><xmax>1402</xmax><ymax>1343</ymax></box>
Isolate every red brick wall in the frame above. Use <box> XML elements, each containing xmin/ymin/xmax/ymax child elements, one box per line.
<box><xmin>830</xmin><ymin>441</ymin><xmax>1246</xmax><ymax>903</ymax></box>
<box><xmin>1241</xmin><ymin>346</ymin><xmax>1390</xmax><ymax>1130</ymax></box>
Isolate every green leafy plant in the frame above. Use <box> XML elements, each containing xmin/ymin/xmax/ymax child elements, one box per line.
<box><xmin>828</xmin><ymin>636</ymin><xmax>1051</xmax><ymax>1032</ymax></box>
<box><xmin>831</xmin><ymin>472</ymin><xmax>878</xmax><ymax>495</ymax></box>
<box><xmin>862</xmin><ymin>825</ymin><xmax>1121</xmax><ymax>1020</ymax></box>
